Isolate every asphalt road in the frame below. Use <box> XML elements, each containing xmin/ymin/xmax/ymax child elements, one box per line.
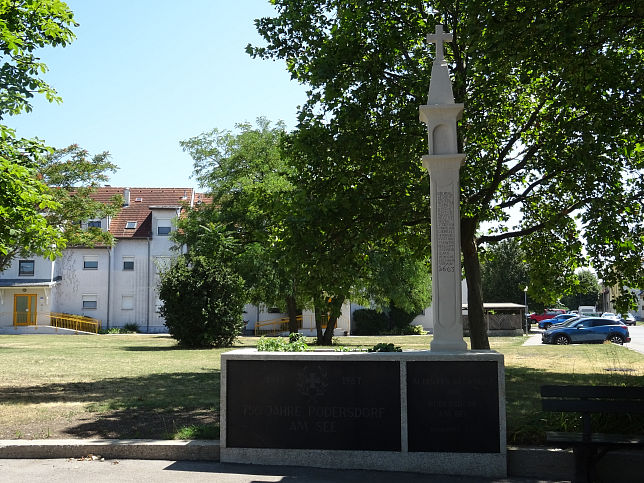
<box><xmin>625</xmin><ymin>324</ymin><xmax>644</xmax><ymax>354</ymax></box>
<box><xmin>0</xmin><ymin>459</ymin><xmax>554</xmax><ymax>483</ymax></box>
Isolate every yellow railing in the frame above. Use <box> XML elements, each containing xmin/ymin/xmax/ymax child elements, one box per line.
<box><xmin>49</xmin><ymin>312</ymin><xmax>101</xmax><ymax>334</ymax></box>
<box><xmin>254</xmin><ymin>314</ymin><xmax>329</xmax><ymax>336</ymax></box>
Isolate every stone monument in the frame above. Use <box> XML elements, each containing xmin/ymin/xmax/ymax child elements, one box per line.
<box><xmin>419</xmin><ymin>24</ymin><xmax>468</xmax><ymax>352</ymax></box>
<box><xmin>219</xmin><ymin>25</ymin><xmax>507</xmax><ymax>478</ymax></box>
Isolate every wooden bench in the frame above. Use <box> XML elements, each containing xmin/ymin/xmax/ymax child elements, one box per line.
<box><xmin>541</xmin><ymin>385</ymin><xmax>644</xmax><ymax>482</ymax></box>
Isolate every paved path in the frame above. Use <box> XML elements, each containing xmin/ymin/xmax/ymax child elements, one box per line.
<box><xmin>0</xmin><ymin>459</ymin><xmax>559</xmax><ymax>483</ymax></box>
<box><xmin>625</xmin><ymin>325</ymin><xmax>644</xmax><ymax>355</ymax></box>
<box><xmin>521</xmin><ymin>332</ymin><xmax>543</xmax><ymax>346</ymax></box>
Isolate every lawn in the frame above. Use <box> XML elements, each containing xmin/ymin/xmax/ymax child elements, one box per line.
<box><xmin>0</xmin><ymin>333</ymin><xmax>642</xmax><ymax>444</ymax></box>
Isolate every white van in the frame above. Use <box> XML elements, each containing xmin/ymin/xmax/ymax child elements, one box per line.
<box><xmin>578</xmin><ymin>306</ymin><xmax>599</xmax><ymax>317</ymax></box>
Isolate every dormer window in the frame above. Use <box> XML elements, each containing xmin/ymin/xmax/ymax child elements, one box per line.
<box><xmin>125</xmin><ymin>221</ymin><xmax>137</xmax><ymax>229</ymax></box>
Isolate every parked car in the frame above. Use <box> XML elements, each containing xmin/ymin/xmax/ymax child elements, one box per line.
<box><xmin>541</xmin><ymin>317</ymin><xmax>630</xmax><ymax>345</ymax></box>
<box><xmin>538</xmin><ymin>313</ymin><xmax>578</xmax><ymax>330</ymax></box>
<box><xmin>620</xmin><ymin>313</ymin><xmax>636</xmax><ymax>326</ymax></box>
<box><xmin>529</xmin><ymin>309</ymin><xmax>568</xmax><ymax>325</ymax></box>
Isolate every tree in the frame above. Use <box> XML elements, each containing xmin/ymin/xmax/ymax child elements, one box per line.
<box><xmin>40</xmin><ymin>145</ymin><xmax>121</xmax><ymax>243</ymax></box>
<box><xmin>179</xmin><ymin>118</ymin><xmax>305</xmax><ymax>332</ymax></box>
<box><xmin>0</xmin><ymin>1</ymin><xmax>78</xmax><ymax>266</ymax></box>
<box><xmin>480</xmin><ymin>239</ymin><xmax>528</xmax><ymax>306</ymax></box>
<box><xmin>0</xmin><ymin>133</ymin><xmax>62</xmax><ymax>268</ymax></box>
<box><xmin>560</xmin><ymin>270</ymin><xmax>600</xmax><ymax>311</ymax></box>
<box><xmin>158</xmin><ymin>254</ymin><xmax>246</xmax><ymax>348</ymax></box>
<box><xmin>0</xmin><ymin>144</ymin><xmax>121</xmax><ymax>271</ymax></box>
<box><xmin>180</xmin><ymin>118</ymin><xmax>432</xmax><ymax>345</ymax></box>
<box><xmin>249</xmin><ymin>0</ymin><xmax>643</xmax><ymax>349</ymax></box>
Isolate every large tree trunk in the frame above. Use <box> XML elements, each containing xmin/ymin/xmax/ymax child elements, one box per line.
<box><xmin>315</xmin><ymin>296</ymin><xmax>344</xmax><ymax>346</ymax></box>
<box><xmin>322</xmin><ymin>315</ymin><xmax>336</xmax><ymax>345</ymax></box>
<box><xmin>286</xmin><ymin>294</ymin><xmax>299</xmax><ymax>334</ymax></box>
<box><xmin>461</xmin><ymin>218</ymin><xmax>490</xmax><ymax>350</ymax></box>
<box><xmin>314</xmin><ymin>304</ymin><xmax>324</xmax><ymax>343</ymax></box>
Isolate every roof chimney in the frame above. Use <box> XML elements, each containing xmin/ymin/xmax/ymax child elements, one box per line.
<box><xmin>123</xmin><ymin>188</ymin><xmax>130</xmax><ymax>206</ymax></box>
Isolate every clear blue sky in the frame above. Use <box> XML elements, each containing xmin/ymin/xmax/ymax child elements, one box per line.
<box><xmin>7</xmin><ymin>0</ymin><xmax>307</xmax><ymax>189</ymax></box>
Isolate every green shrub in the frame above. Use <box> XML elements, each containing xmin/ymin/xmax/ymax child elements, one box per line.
<box><xmin>256</xmin><ymin>336</ymin><xmax>287</xmax><ymax>351</ymax></box>
<box><xmin>389</xmin><ymin>305</ymin><xmax>418</xmax><ymax>331</ymax></box>
<box><xmin>368</xmin><ymin>342</ymin><xmax>402</xmax><ymax>352</ymax></box>
<box><xmin>407</xmin><ymin>324</ymin><xmax>427</xmax><ymax>335</ymax></box>
<box><xmin>122</xmin><ymin>323</ymin><xmax>140</xmax><ymax>333</ymax></box>
<box><xmin>257</xmin><ymin>335</ymin><xmax>308</xmax><ymax>352</ymax></box>
<box><xmin>352</xmin><ymin>309</ymin><xmax>389</xmax><ymax>335</ymax></box>
<box><xmin>158</xmin><ymin>255</ymin><xmax>246</xmax><ymax>348</ymax></box>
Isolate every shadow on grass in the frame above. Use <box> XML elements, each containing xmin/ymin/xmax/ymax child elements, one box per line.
<box><xmin>120</xmin><ymin>346</ymin><xmax>184</xmax><ymax>351</ymax></box>
<box><xmin>0</xmin><ymin>371</ymin><xmax>221</xmax><ymax>439</ymax></box>
<box><xmin>65</xmin><ymin>406</ymin><xmax>220</xmax><ymax>439</ymax></box>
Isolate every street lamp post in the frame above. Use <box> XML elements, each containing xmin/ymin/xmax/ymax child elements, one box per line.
<box><xmin>524</xmin><ymin>286</ymin><xmax>529</xmax><ymax>335</ymax></box>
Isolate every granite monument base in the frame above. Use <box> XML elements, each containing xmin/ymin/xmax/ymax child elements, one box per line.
<box><xmin>220</xmin><ymin>349</ymin><xmax>506</xmax><ymax>478</ymax></box>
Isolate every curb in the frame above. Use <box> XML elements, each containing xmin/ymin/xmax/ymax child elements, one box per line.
<box><xmin>0</xmin><ymin>439</ymin><xmax>219</xmax><ymax>461</ymax></box>
<box><xmin>1</xmin><ymin>440</ymin><xmax>642</xmax><ymax>481</ymax></box>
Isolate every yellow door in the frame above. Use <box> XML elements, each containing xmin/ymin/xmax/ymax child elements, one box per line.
<box><xmin>14</xmin><ymin>294</ymin><xmax>37</xmax><ymax>325</ymax></box>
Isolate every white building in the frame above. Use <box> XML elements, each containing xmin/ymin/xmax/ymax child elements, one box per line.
<box><xmin>0</xmin><ymin>187</ymin><xmax>208</xmax><ymax>333</ymax></box>
<box><xmin>0</xmin><ymin>186</ymin><xmax>351</xmax><ymax>335</ymax></box>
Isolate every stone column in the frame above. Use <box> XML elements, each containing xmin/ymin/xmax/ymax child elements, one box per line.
<box><xmin>419</xmin><ymin>25</ymin><xmax>467</xmax><ymax>352</ymax></box>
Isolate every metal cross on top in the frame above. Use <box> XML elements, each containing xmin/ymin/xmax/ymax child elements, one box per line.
<box><xmin>427</xmin><ymin>24</ymin><xmax>452</xmax><ymax>62</ymax></box>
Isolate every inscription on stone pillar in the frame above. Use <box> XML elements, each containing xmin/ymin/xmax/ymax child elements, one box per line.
<box><xmin>436</xmin><ymin>191</ymin><xmax>455</xmax><ymax>273</ymax></box>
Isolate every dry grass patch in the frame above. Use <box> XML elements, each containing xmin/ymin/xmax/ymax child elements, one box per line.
<box><xmin>1</xmin><ymin>333</ymin><xmax>642</xmax><ymax>444</ymax></box>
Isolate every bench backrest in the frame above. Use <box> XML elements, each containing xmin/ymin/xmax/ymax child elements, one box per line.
<box><xmin>542</xmin><ymin>385</ymin><xmax>644</xmax><ymax>439</ymax></box>
<box><xmin>541</xmin><ymin>385</ymin><xmax>644</xmax><ymax>414</ymax></box>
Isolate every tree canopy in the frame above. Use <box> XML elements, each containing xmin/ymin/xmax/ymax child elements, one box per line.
<box><xmin>179</xmin><ymin>118</ymin><xmax>431</xmax><ymax>344</ymax></box>
<box><xmin>249</xmin><ymin>0</ymin><xmax>643</xmax><ymax>348</ymax></box>
<box><xmin>0</xmin><ymin>1</ymin><xmax>80</xmax><ymax>268</ymax></box>
<box><xmin>480</xmin><ymin>239</ymin><xmax>528</xmax><ymax>306</ymax></box>
<box><xmin>560</xmin><ymin>269</ymin><xmax>600</xmax><ymax>311</ymax></box>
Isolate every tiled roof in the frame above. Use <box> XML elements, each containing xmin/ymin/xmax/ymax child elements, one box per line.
<box><xmin>90</xmin><ymin>187</ymin><xmax>206</xmax><ymax>239</ymax></box>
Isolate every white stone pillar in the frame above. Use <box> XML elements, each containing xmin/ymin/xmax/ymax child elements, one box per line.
<box><xmin>420</xmin><ymin>25</ymin><xmax>467</xmax><ymax>352</ymax></box>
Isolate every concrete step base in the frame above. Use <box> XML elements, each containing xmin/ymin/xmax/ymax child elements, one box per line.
<box><xmin>1</xmin><ymin>441</ymin><xmax>643</xmax><ymax>481</ymax></box>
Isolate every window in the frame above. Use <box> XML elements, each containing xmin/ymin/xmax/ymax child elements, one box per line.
<box><xmin>592</xmin><ymin>319</ymin><xmax>611</xmax><ymax>327</ymax></box>
<box><xmin>87</xmin><ymin>220</ymin><xmax>101</xmax><ymax>228</ymax></box>
<box><xmin>18</xmin><ymin>260</ymin><xmax>35</xmax><ymax>276</ymax></box>
<box><xmin>157</xmin><ymin>219</ymin><xmax>172</xmax><ymax>236</ymax></box>
<box><xmin>83</xmin><ymin>256</ymin><xmax>98</xmax><ymax>270</ymax></box>
<box><xmin>121</xmin><ymin>295</ymin><xmax>134</xmax><ymax>310</ymax></box>
<box><xmin>82</xmin><ymin>295</ymin><xmax>97</xmax><ymax>310</ymax></box>
<box><xmin>123</xmin><ymin>257</ymin><xmax>135</xmax><ymax>271</ymax></box>
<box><xmin>125</xmin><ymin>221</ymin><xmax>137</xmax><ymax>229</ymax></box>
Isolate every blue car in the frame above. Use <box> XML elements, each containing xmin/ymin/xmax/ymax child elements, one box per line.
<box><xmin>538</xmin><ymin>313</ymin><xmax>578</xmax><ymax>330</ymax></box>
<box><xmin>541</xmin><ymin>317</ymin><xmax>630</xmax><ymax>345</ymax></box>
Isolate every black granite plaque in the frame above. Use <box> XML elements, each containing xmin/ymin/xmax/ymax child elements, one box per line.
<box><xmin>407</xmin><ymin>360</ymin><xmax>500</xmax><ymax>453</ymax></box>
<box><xmin>226</xmin><ymin>359</ymin><xmax>401</xmax><ymax>450</ymax></box>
